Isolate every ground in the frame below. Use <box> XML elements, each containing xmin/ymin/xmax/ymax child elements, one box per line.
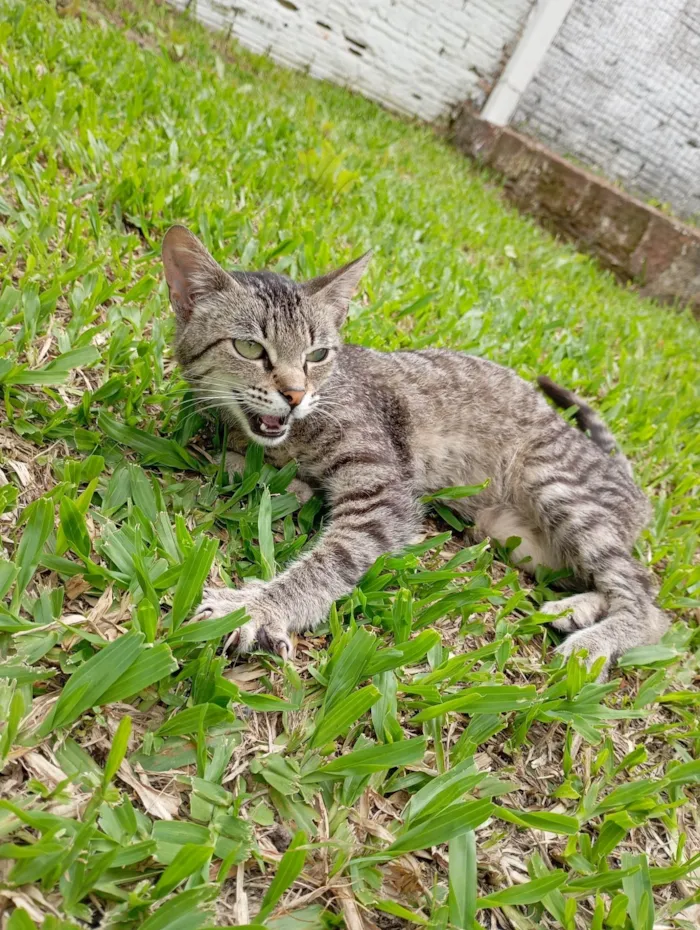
<box><xmin>0</xmin><ymin>1</ymin><xmax>699</xmax><ymax>929</ymax></box>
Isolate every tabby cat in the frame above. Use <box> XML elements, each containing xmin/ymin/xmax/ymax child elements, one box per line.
<box><xmin>162</xmin><ymin>225</ymin><xmax>668</xmax><ymax>676</ymax></box>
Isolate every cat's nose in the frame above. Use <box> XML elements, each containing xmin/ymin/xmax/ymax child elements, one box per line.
<box><xmin>281</xmin><ymin>388</ymin><xmax>305</xmax><ymax>408</ymax></box>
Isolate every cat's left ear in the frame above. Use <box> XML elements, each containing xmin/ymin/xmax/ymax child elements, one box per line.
<box><xmin>162</xmin><ymin>225</ymin><xmax>235</xmax><ymax>322</ymax></box>
<box><xmin>301</xmin><ymin>251</ymin><xmax>372</xmax><ymax>326</ymax></box>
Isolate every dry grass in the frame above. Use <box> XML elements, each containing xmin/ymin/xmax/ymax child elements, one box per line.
<box><xmin>0</xmin><ymin>1</ymin><xmax>699</xmax><ymax>929</ymax></box>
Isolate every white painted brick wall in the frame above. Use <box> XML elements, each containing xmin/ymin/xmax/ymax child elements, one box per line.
<box><xmin>513</xmin><ymin>0</ymin><xmax>700</xmax><ymax>221</ymax></box>
<box><xmin>171</xmin><ymin>0</ymin><xmax>535</xmax><ymax>121</ymax></box>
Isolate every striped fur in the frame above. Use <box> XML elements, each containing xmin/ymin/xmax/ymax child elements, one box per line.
<box><xmin>163</xmin><ymin>226</ymin><xmax>668</xmax><ymax>674</ymax></box>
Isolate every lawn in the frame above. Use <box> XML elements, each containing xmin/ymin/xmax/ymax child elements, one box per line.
<box><xmin>1</xmin><ymin>1</ymin><xmax>699</xmax><ymax>928</ymax></box>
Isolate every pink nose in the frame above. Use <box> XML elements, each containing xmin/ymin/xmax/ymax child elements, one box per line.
<box><xmin>282</xmin><ymin>388</ymin><xmax>305</xmax><ymax>408</ymax></box>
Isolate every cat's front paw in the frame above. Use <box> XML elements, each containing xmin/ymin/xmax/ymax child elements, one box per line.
<box><xmin>193</xmin><ymin>584</ymin><xmax>293</xmax><ymax>660</ymax></box>
<box><xmin>555</xmin><ymin>627</ymin><xmax>613</xmax><ymax>681</ymax></box>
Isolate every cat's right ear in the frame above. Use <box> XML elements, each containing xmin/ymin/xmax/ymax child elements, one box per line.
<box><xmin>161</xmin><ymin>225</ymin><xmax>234</xmax><ymax>322</ymax></box>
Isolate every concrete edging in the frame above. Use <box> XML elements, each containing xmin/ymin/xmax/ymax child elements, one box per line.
<box><xmin>451</xmin><ymin>108</ymin><xmax>700</xmax><ymax>312</ymax></box>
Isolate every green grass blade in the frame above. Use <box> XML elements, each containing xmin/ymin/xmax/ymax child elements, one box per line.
<box><xmin>153</xmin><ymin>843</ymin><xmax>214</xmax><ymax>898</ymax></box>
<box><xmin>257</xmin><ymin>487</ymin><xmax>276</xmax><ymax>580</ymax></box>
<box><xmin>386</xmin><ymin>799</ymin><xmax>494</xmax><ymax>856</ymax></box>
<box><xmin>448</xmin><ymin>830</ymin><xmax>477</xmax><ymax>929</ymax></box>
<box><xmin>98</xmin><ymin>644</ymin><xmax>178</xmax><ymax>703</ymax></box>
<box><xmin>171</xmin><ymin>536</ymin><xmax>219</xmax><ymax>630</ymax></box>
<box><xmin>477</xmin><ymin>871</ymin><xmax>568</xmax><ymax>908</ymax></box>
<box><xmin>7</xmin><ymin>909</ymin><xmax>38</xmax><ymax>930</ymax></box>
<box><xmin>38</xmin><ymin>631</ymin><xmax>145</xmax><ymax>735</ymax></box>
<box><xmin>622</xmin><ymin>853</ymin><xmax>655</xmax><ymax>930</ymax></box>
<box><xmin>495</xmin><ymin>805</ymin><xmax>579</xmax><ymax>835</ymax></box>
<box><xmin>311</xmin><ymin>737</ymin><xmax>427</xmax><ymax>777</ymax></box>
<box><xmin>156</xmin><ymin>703</ymin><xmax>236</xmax><ymax>739</ymax></box>
<box><xmin>310</xmin><ymin>685</ymin><xmax>381</xmax><ymax>749</ymax></box>
<box><xmin>257</xmin><ymin>830</ymin><xmax>308</xmax><ymax>921</ymax></box>
<box><xmin>12</xmin><ymin>498</ymin><xmax>54</xmax><ymax>609</ymax></box>
<box><xmin>167</xmin><ymin>609</ymin><xmax>247</xmax><ymax>644</ymax></box>
<box><xmin>103</xmin><ymin>715</ymin><xmax>132</xmax><ymax>787</ymax></box>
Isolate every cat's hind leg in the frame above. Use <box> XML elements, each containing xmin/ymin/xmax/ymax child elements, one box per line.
<box><xmin>524</xmin><ymin>465</ymin><xmax>667</xmax><ymax>676</ymax></box>
<box><xmin>475</xmin><ymin>504</ymin><xmax>562</xmax><ymax>574</ymax></box>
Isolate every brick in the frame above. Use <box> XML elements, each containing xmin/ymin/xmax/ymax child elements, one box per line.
<box><xmin>451</xmin><ymin>109</ymin><xmax>700</xmax><ymax>311</ymax></box>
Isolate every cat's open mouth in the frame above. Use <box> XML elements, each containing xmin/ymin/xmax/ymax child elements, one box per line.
<box><xmin>248</xmin><ymin>412</ymin><xmax>290</xmax><ymax>438</ymax></box>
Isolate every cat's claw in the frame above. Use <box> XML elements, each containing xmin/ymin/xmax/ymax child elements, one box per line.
<box><xmin>541</xmin><ymin>592</ymin><xmax>607</xmax><ymax>633</ymax></box>
<box><xmin>194</xmin><ymin>585</ymin><xmax>293</xmax><ymax>660</ymax></box>
<box><xmin>226</xmin><ymin>623</ymin><xmax>293</xmax><ymax>660</ymax></box>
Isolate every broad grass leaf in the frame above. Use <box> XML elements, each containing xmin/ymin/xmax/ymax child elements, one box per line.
<box><xmin>310</xmin><ymin>684</ymin><xmax>381</xmax><ymax>748</ymax></box>
<box><xmin>595</xmin><ymin>780</ymin><xmax>659</xmax><ymax>813</ymax></box>
<box><xmin>156</xmin><ymin>703</ymin><xmax>236</xmax><ymax>738</ymax></box>
<box><xmin>312</xmin><ymin>737</ymin><xmax>426</xmax><ymax>777</ymax></box>
<box><xmin>477</xmin><ymin>871</ymin><xmax>567</xmax><ymax>908</ymax></box>
<box><xmin>153</xmin><ymin>821</ymin><xmax>212</xmax><ymax>864</ymax></box>
<box><xmin>11</xmin><ymin>346</ymin><xmax>100</xmax><ymax>386</ymax></box>
<box><xmin>129</xmin><ymin>464</ymin><xmax>159</xmax><ymax>522</ymax></box>
<box><xmin>0</xmin><ymin>690</ymin><xmax>26</xmax><ymax>762</ymax></box>
<box><xmin>0</xmin><ymin>665</ymin><xmax>56</xmax><ymax>685</ymax></box>
<box><xmin>449</xmin><ymin>830</ymin><xmax>476</xmax><ymax>929</ymax></box>
<box><xmin>365</xmin><ymin>629</ymin><xmax>440</xmax><ymax>676</ymax></box>
<box><xmin>38</xmin><ymin>631</ymin><xmax>145</xmax><ymax>735</ymax></box>
<box><xmin>139</xmin><ymin>886</ymin><xmax>218</xmax><ymax>930</ymax></box>
<box><xmin>386</xmin><ymin>799</ymin><xmax>494</xmax><ymax>856</ymax></box>
<box><xmin>167</xmin><ymin>609</ymin><xmax>247</xmax><ymax>644</ymax></box>
<box><xmin>257</xmin><ymin>830</ymin><xmax>307</xmax><ymax>921</ymax></box>
<box><xmin>529</xmin><ymin>851</ymin><xmax>568</xmax><ymax>925</ymax></box>
<box><xmin>98</xmin><ymin>411</ymin><xmax>200</xmax><ymax>471</ymax></box>
<box><xmin>267</xmin><ymin>460</ymin><xmax>298</xmax><ymax>494</ymax></box>
<box><xmin>13</xmin><ymin>498</ymin><xmax>54</xmax><ymax>608</ymax></box>
<box><xmin>404</xmin><ymin>760</ymin><xmax>485</xmax><ymax>825</ymax></box>
<box><xmin>648</xmin><ymin>851</ymin><xmax>700</xmax><ymax>885</ymax></box>
<box><xmin>257</xmin><ymin>487</ymin><xmax>276</xmax><ymax>580</ymax></box>
<box><xmin>153</xmin><ymin>843</ymin><xmax>213</xmax><ymax>898</ymax></box>
<box><xmin>421</xmin><ymin>480</ymin><xmax>490</xmax><ymax>502</ymax></box>
<box><xmin>103</xmin><ymin>715</ymin><xmax>131</xmax><ymax>786</ymax></box>
<box><xmin>171</xmin><ymin>536</ymin><xmax>219</xmax><ymax>630</ymax></box>
<box><xmin>664</xmin><ymin>758</ymin><xmax>700</xmax><ymax>786</ymax></box>
<box><xmin>239</xmin><ymin>692</ymin><xmax>299</xmax><ymax>712</ymax></box>
<box><xmin>371</xmin><ymin>669</ymin><xmax>398</xmax><ymax>742</ymax></box>
<box><xmin>622</xmin><ymin>853</ymin><xmax>654</xmax><ymax>930</ymax></box>
<box><xmin>566</xmin><ymin>866</ymin><xmax>640</xmax><ymax>893</ymax></box>
<box><xmin>6</xmin><ymin>909</ymin><xmax>38</xmax><ymax>930</ymax></box>
<box><xmin>495</xmin><ymin>805</ymin><xmax>579</xmax><ymax>835</ymax></box>
<box><xmin>412</xmin><ymin>684</ymin><xmax>538</xmax><ymax>722</ymax></box>
<box><xmin>59</xmin><ymin>496</ymin><xmax>91</xmax><ymax>560</ymax></box>
<box><xmin>98</xmin><ymin>643</ymin><xmax>177</xmax><ymax>704</ymax></box>
<box><xmin>618</xmin><ymin>646</ymin><xmax>679</xmax><ymax>668</ymax></box>
<box><xmin>323</xmin><ymin>626</ymin><xmax>377</xmax><ymax>712</ymax></box>
<box><xmin>0</xmin><ymin>559</ymin><xmax>19</xmax><ymax>600</ymax></box>
<box><xmin>374</xmin><ymin>902</ymin><xmax>429</xmax><ymax>925</ymax></box>
<box><xmin>395</xmin><ymin>290</ymin><xmax>438</xmax><ymax>319</ymax></box>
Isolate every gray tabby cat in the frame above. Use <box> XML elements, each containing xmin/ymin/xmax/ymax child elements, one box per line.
<box><xmin>162</xmin><ymin>225</ymin><xmax>668</xmax><ymax>676</ymax></box>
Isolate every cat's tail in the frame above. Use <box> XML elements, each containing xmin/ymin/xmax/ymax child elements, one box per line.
<box><xmin>537</xmin><ymin>375</ymin><xmax>629</xmax><ymax>467</ymax></box>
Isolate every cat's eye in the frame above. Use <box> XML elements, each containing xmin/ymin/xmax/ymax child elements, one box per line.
<box><xmin>306</xmin><ymin>347</ymin><xmax>330</xmax><ymax>363</ymax></box>
<box><xmin>234</xmin><ymin>339</ymin><xmax>265</xmax><ymax>360</ymax></box>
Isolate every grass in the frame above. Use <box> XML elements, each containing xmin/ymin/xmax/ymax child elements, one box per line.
<box><xmin>0</xmin><ymin>0</ymin><xmax>699</xmax><ymax>927</ymax></box>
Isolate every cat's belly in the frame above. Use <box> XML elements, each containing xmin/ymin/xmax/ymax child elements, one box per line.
<box><xmin>413</xmin><ymin>430</ymin><xmax>494</xmax><ymax>500</ymax></box>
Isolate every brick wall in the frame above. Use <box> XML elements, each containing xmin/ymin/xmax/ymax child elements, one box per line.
<box><xmin>170</xmin><ymin>0</ymin><xmax>535</xmax><ymax>122</ymax></box>
<box><xmin>513</xmin><ymin>0</ymin><xmax>700</xmax><ymax>222</ymax></box>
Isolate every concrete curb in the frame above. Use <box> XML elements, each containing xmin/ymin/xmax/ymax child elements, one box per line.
<box><xmin>451</xmin><ymin>108</ymin><xmax>700</xmax><ymax>312</ymax></box>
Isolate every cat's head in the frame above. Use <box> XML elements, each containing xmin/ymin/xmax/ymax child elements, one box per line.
<box><xmin>162</xmin><ymin>225</ymin><xmax>370</xmax><ymax>447</ymax></box>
